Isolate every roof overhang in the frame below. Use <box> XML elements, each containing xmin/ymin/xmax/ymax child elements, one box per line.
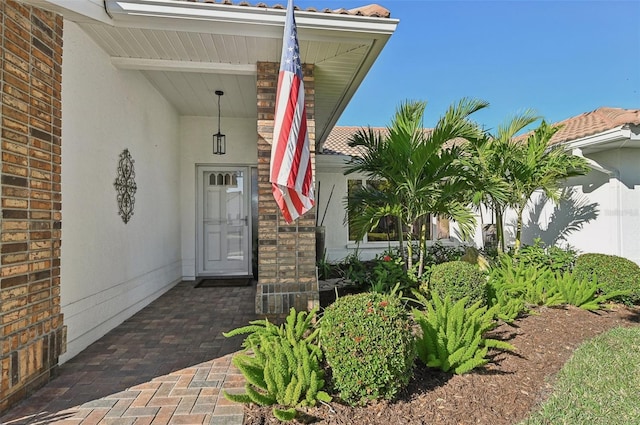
<box><xmin>107</xmin><ymin>0</ymin><xmax>398</xmax><ymax>35</ymax></box>
<box><xmin>23</xmin><ymin>0</ymin><xmax>398</xmax><ymax>151</ymax></box>
<box><xmin>564</xmin><ymin>124</ymin><xmax>640</xmax><ymax>154</ymax></box>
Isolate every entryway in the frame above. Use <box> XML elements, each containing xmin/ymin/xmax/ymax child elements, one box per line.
<box><xmin>0</xmin><ymin>282</ymin><xmax>257</xmax><ymax>424</ymax></box>
<box><xmin>196</xmin><ymin>165</ymin><xmax>252</xmax><ymax>277</ymax></box>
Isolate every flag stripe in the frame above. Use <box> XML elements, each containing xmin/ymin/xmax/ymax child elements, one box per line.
<box><xmin>269</xmin><ymin>0</ymin><xmax>314</xmax><ymax>223</ymax></box>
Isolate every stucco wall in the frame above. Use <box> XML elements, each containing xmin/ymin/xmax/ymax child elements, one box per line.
<box><xmin>60</xmin><ymin>21</ymin><xmax>182</xmax><ymax>362</ymax></box>
<box><xmin>179</xmin><ymin>116</ymin><xmax>258</xmax><ymax>280</ymax></box>
<box><xmin>318</xmin><ymin>148</ymin><xmax>640</xmax><ymax>266</ymax></box>
<box><xmin>617</xmin><ymin>148</ymin><xmax>640</xmax><ymax>265</ymax></box>
<box><xmin>517</xmin><ymin>148</ymin><xmax>640</xmax><ymax>264</ymax></box>
<box><xmin>462</xmin><ymin>148</ymin><xmax>640</xmax><ymax>265</ymax></box>
<box><xmin>316</xmin><ymin>162</ymin><xmax>349</xmax><ymax>260</ymax></box>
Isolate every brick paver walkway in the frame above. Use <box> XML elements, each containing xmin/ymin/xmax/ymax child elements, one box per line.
<box><xmin>1</xmin><ymin>281</ymin><xmax>257</xmax><ymax>425</ymax></box>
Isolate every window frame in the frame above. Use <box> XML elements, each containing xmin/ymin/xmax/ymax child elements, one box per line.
<box><xmin>346</xmin><ymin>178</ymin><xmax>435</xmax><ymax>246</ymax></box>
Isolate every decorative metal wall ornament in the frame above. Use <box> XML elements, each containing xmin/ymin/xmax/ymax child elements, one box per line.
<box><xmin>113</xmin><ymin>149</ymin><xmax>137</xmax><ymax>224</ymax></box>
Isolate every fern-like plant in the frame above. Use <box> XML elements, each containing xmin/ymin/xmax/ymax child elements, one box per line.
<box><xmin>487</xmin><ymin>256</ymin><xmax>563</xmax><ymax>317</ymax></box>
<box><xmin>412</xmin><ymin>292</ymin><xmax>514</xmax><ymax>374</ymax></box>
<box><xmin>222</xmin><ymin>308</ymin><xmax>330</xmax><ymax>421</ymax></box>
<box><xmin>552</xmin><ymin>271</ymin><xmax>629</xmax><ymax>310</ymax></box>
<box><xmin>486</xmin><ymin>279</ymin><xmax>526</xmax><ymax>323</ymax></box>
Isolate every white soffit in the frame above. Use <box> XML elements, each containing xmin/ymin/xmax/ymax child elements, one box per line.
<box><xmin>37</xmin><ymin>0</ymin><xmax>398</xmax><ymax>144</ymax></box>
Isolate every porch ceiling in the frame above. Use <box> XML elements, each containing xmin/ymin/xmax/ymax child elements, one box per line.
<box><xmin>55</xmin><ymin>0</ymin><xmax>399</xmax><ymax>150</ymax></box>
<box><xmin>80</xmin><ymin>24</ymin><xmax>370</xmax><ymax>119</ymax></box>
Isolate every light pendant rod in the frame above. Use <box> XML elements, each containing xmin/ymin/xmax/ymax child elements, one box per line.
<box><xmin>213</xmin><ymin>90</ymin><xmax>226</xmax><ymax>155</ymax></box>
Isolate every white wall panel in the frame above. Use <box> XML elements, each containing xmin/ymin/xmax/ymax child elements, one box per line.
<box><xmin>60</xmin><ymin>21</ymin><xmax>182</xmax><ymax>362</ymax></box>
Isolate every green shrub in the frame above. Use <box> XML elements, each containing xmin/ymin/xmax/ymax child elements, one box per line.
<box><xmin>223</xmin><ymin>308</ymin><xmax>330</xmax><ymax>421</ymax></box>
<box><xmin>423</xmin><ymin>242</ymin><xmax>466</xmax><ymax>266</ymax></box>
<box><xmin>340</xmin><ymin>252</ymin><xmax>370</xmax><ymax>288</ymax></box>
<box><xmin>412</xmin><ymin>292</ymin><xmax>514</xmax><ymax>374</ymax></box>
<box><xmin>320</xmin><ymin>292</ymin><xmax>416</xmax><ymax>405</ymax></box>
<box><xmin>486</xmin><ymin>278</ymin><xmax>526</xmax><ymax>324</ymax></box>
<box><xmin>517</xmin><ymin>239</ymin><xmax>576</xmax><ymax>272</ymax></box>
<box><xmin>424</xmin><ymin>261</ymin><xmax>487</xmax><ymax>307</ymax></box>
<box><xmin>573</xmin><ymin>253</ymin><xmax>640</xmax><ymax>305</ymax></box>
<box><xmin>547</xmin><ymin>246</ymin><xmax>578</xmax><ymax>272</ymax></box>
<box><xmin>370</xmin><ymin>251</ymin><xmax>416</xmax><ymax>294</ymax></box>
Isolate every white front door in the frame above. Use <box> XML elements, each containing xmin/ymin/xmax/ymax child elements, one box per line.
<box><xmin>197</xmin><ymin>166</ymin><xmax>250</xmax><ymax>276</ymax></box>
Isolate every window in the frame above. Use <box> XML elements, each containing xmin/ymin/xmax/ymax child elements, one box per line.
<box><xmin>209</xmin><ymin>172</ymin><xmax>238</xmax><ymax>187</ymax></box>
<box><xmin>347</xmin><ymin>179</ymin><xmax>431</xmax><ymax>243</ymax></box>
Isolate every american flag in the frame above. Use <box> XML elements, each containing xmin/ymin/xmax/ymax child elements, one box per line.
<box><xmin>269</xmin><ymin>0</ymin><xmax>314</xmax><ymax>223</ymax></box>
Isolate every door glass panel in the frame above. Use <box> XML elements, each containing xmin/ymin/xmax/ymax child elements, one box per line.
<box><xmin>226</xmin><ymin>171</ymin><xmax>244</xmax><ymax>262</ymax></box>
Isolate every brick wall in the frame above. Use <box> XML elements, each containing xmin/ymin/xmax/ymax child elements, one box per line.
<box><xmin>0</xmin><ymin>1</ymin><xmax>65</xmax><ymax>413</ymax></box>
<box><xmin>255</xmin><ymin>62</ymin><xmax>319</xmax><ymax>316</ymax></box>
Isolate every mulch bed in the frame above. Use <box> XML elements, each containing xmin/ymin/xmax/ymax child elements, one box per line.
<box><xmin>243</xmin><ymin>304</ymin><xmax>640</xmax><ymax>425</ymax></box>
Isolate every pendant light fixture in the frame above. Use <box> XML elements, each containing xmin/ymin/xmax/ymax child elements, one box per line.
<box><xmin>213</xmin><ymin>90</ymin><xmax>226</xmax><ymax>155</ymax></box>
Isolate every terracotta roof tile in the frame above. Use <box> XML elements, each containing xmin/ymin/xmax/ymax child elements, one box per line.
<box><xmin>323</xmin><ymin>107</ymin><xmax>640</xmax><ymax>157</ymax></box>
<box><xmin>323</xmin><ymin>126</ymin><xmax>461</xmax><ymax>156</ymax></box>
<box><xmin>548</xmin><ymin>107</ymin><xmax>640</xmax><ymax>145</ymax></box>
<box><xmin>322</xmin><ymin>125</ymin><xmax>377</xmax><ymax>156</ymax></box>
<box><xmin>174</xmin><ymin>1</ymin><xmax>391</xmax><ymax>18</ymax></box>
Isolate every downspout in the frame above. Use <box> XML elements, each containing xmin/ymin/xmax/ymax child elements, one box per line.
<box><xmin>572</xmin><ymin>148</ymin><xmax>623</xmax><ymax>256</ymax></box>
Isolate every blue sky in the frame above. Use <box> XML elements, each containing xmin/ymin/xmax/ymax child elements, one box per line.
<box><xmin>297</xmin><ymin>0</ymin><xmax>640</xmax><ymax>131</ymax></box>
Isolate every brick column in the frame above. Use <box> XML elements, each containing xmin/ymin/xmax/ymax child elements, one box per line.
<box><xmin>255</xmin><ymin>62</ymin><xmax>318</xmax><ymax>316</ymax></box>
<box><xmin>1</xmin><ymin>1</ymin><xmax>65</xmax><ymax>413</ymax></box>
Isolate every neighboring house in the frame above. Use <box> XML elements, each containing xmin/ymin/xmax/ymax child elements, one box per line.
<box><xmin>317</xmin><ymin>107</ymin><xmax>640</xmax><ymax>264</ymax></box>
<box><xmin>0</xmin><ymin>0</ymin><xmax>398</xmax><ymax>412</ymax></box>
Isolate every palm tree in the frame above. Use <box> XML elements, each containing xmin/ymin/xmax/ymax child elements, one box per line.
<box><xmin>507</xmin><ymin>121</ymin><xmax>589</xmax><ymax>251</ymax></box>
<box><xmin>344</xmin><ymin>98</ymin><xmax>487</xmax><ymax>276</ymax></box>
<box><xmin>465</xmin><ymin>116</ymin><xmax>590</xmax><ymax>252</ymax></box>
<box><xmin>464</xmin><ymin>110</ymin><xmax>540</xmax><ymax>252</ymax></box>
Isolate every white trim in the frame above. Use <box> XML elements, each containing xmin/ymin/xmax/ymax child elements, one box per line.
<box><xmin>195</xmin><ymin>165</ymin><xmax>252</xmax><ymax>277</ymax></box>
<box><xmin>106</xmin><ymin>0</ymin><xmax>399</xmax><ymax>37</ymax></box>
<box><xmin>564</xmin><ymin>126</ymin><xmax>630</xmax><ymax>151</ymax></box>
<box><xmin>111</xmin><ymin>57</ymin><xmax>257</xmax><ymax>75</ymax></box>
<box><xmin>346</xmin><ymin>239</ymin><xmax>461</xmax><ymax>250</ymax></box>
<box><xmin>20</xmin><ymin>0</ymin><xmax>113</xmax><ymax>24</ymax></box>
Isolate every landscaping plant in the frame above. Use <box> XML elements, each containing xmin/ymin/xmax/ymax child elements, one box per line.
<box><xmin>517</xmin><ymin>238</ymin><xmax>576</xmax><ymax>272</ymax></box>
<box><xmin>369</xmin><ymin>251</ymin><xmax>415</xmax><ymax>294</ymax></box>
<box><xmin>345</xmin><ymin>99</ymin><xmax>486</xmax><ymax>278</ymax></box>
<box><xmin>222</xmin><ymin>308</ymin><xmax>330</xmax><ymax>421</ymax></box>
<box><xmin>423</xmin><ymin>260</ymin><xmax>487</xmax><ymax>307</ymax></box>
<box><xmin>423</xmin><ymin>242</ymin><xmax>466</xmax><ymax>266</ymax></box>
<box><xmin>573</xmin><ymin>253</ymin><xmax>640</xmax><ymax>305</ymax></box>
<box><xmin>340</xmin><ymin>252</ymin><xmax>370</xmax><ymax>288</ymax></box>
<box><xmin>412</xmin><ymin>292</ymin><xmax>514</xmax><ymax>374</ymax></box>
<box><xmin>486</xmin><ymin>278</ymin><xmax>527</xmax><ymax>323</ymax></box>
<box><xmin>463</xmin><ymin>115</ymin><xmax>588</xmax><ymax>253</ymax></box>
<box><xmin>487</xmin><ymin>256</ymin><xmax>563</xmax><ymax>313</ymax></box>
<box><xmin>553</xmin><ymin>271</ymin><xmax>628</xmax><ymax>310</ymax></box>
<box><xmin>320</xmin><ymin>292</ymin><xmax>416</xmax><ymax>405</ymax></box>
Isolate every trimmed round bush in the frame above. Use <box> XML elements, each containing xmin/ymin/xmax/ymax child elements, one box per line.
<box><xmin>573</xmin><ymin>253</ymin><xmax>640</xmax><ymax>305</ymax></box>
<box><xmin>424</xmin><ymin>261</ymin><xmax>487</xmax><ymax>307</ymax></box>
<box><xmin>320</xmin><ymin>292</ymin><xmax>416</xmax><ymax>405</ymax></box>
